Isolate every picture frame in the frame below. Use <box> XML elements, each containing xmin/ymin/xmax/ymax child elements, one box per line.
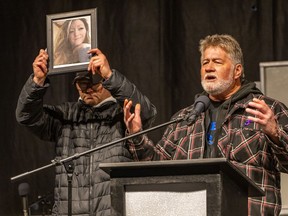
<box><xmin>46</xmin><ymin>8</ymin><xmax>97</xmax><ymax>75</ymax></box>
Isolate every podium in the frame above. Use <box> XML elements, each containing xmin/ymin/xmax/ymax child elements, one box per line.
<box><xmin>100</xmin><ymin>158</ymin><xmax>264</xmax><ymax>216</ymax></box>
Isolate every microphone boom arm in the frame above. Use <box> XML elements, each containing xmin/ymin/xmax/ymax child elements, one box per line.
<box><xmin>10</xmin><ymin>116</ymin><xmax>185</xmax><ymax>182</ymax></box>
<box><xmin>11</xmin><ymin>95</ymin><xmax>210</xmax><ymax>181</ymax></box>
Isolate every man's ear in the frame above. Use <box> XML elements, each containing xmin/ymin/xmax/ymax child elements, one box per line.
<box><xmin>101</xmin><ymin>85</ymin><xmax>112</xmax><ymax>97</ymax></box>
<box><xmin>98</xmin><ymin>83</ymin><xmax>104</xmax><ymax>92</ymax></box>
<box><xmin>234</xmin><ymin>64</ymin><xmax>243</xmax><ymax>80</ymax></box>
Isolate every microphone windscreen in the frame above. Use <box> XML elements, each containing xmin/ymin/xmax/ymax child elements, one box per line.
<box><xmin>194</xmin><ymin>95</ymin><xmax>210</xmax><ymax>112</ymax></box>
<box><xmin>18</xmin><ymin>182</ymin><xmax>30</xmax><ymax>196</ymax></box>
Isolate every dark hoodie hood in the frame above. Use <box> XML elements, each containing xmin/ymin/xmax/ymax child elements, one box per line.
<box><xmin>222</xmin><ymin>80</ymin><xmax>263</xmax><ymax>110</ymax></box>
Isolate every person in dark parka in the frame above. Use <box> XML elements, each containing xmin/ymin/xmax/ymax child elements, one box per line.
<box><xmin>16</xmin><ymin>48</ymin><xmax>157</xmax><ymax>216</ymax></box>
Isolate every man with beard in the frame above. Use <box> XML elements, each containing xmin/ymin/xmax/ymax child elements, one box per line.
<box><xmin>123</xmin><ymin>34</ymin><xmax>288</xmax><ymax>215</ymax></box>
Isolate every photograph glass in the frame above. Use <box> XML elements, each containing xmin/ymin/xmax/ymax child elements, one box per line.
<box><xmin>46</xmin><ymin>8</ymin><xmax>97</xmax><ymax>75</ymax></box>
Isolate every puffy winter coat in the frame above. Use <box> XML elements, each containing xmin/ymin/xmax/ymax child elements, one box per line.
<box><xmin>16</xmin><ymin>70</ymin><xmax>157</xmax><ymax>216</ymax></box>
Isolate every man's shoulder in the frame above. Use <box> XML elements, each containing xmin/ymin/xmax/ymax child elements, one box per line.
<box><xmin>171</xmin><ymin>104</ymin><xmax>194</xmax><ymax>120</ymax></box>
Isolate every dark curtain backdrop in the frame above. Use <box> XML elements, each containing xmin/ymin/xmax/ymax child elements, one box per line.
<box><xmin>1</xmin><ymin>0</ymin><xmax>288</xmax><ymax>215</ymax></box>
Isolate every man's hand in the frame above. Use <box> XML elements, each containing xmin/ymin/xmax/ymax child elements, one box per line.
<box><xmin>123</xmin><ymin>99</ymin><xmax>142</xmax><ymax>134</ymax></box>
<box><xmin>32</xmin><ymin>49</ymin><xmax>49</xmax><ymax>86</ymax></box>
<box><xmin>246</xmin><ymin>98</ymin><xmax>280</xmax><ymax>143</ymax></box>
<box><xmin>87</xmin><ymin>48</ymin><xmax>112</xmax><ymax>79</ymax></box>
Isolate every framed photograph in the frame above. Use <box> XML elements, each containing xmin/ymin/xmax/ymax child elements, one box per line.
<box><xmin>46</xmin><ymin>8</ymin><xmax>97</xmax><ymax>75</ymax></box>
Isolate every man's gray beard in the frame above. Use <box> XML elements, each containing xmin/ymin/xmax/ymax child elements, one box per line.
<box><xmin>201</xmin><ymin>78</ymin><xmax>233</xmax><ymax>95</ymax></box>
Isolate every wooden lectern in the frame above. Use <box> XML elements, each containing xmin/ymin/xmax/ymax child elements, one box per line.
<box><xmin>100</xmin><ymin>158</ymin><xmax>264</xmax><ymax>216</ymax></box>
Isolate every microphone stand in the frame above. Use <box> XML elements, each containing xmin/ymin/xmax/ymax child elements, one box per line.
<box><xmin>63</xmin><ymin>161</ymin><xmax>74</xmax><ymax>216</ymax></box>
<box><xmin>10</xmin><ymin>115</ymin><xmax>186</xmax><ymax>216</ymax></box>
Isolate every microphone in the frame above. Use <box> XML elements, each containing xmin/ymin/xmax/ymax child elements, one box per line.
<box><xmin>18</xmin><ymin>182</ymin><xmax>30</xmax><ymax>216</ymax></box>
<box><xmin>186</xmin><ymin>95</ymin><xmax>210</xmax><ymax>124</ymax></box>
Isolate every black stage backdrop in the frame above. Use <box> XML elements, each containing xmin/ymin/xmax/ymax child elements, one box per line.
<box><xmin>0</xmin><ymin>0</ymin><xmax>288</xmax><ymax>215</ymax></box>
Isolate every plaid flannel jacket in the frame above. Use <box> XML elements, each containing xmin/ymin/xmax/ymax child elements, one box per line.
<box><xmin>127</xmin><ymin>84</ymin><xmax>288</xmax><ymax>216</ymax></box>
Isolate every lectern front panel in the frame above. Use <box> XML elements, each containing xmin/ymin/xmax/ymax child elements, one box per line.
<box><xmin>100</xmin><ymin>159</ymin><xmax>263</xmax><ymax>215</ymax></box>
<box><xmin>125</xmin><ymin>183</ymin><xmax>207</xmax><ymax>216</ymax></box>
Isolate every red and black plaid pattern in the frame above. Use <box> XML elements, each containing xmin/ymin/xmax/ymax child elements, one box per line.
<box><xmin>128</xmin><ymin>94</ymin><xmax>288</xmax><ymax>216</ymax></box>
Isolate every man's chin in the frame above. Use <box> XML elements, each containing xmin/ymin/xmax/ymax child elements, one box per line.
<box><xmin>203</xmin><ymin>86</ymin><xmax>222</xmax><ymax>95</ymax></box>
<box><xmin>83</xmin><ymin>99</ymin><xmax>98</xmax><ymax>106</ymax></box>
<box><xmin>203</xmin><ymin>84</ymin><xmax>216</xmax><ymax>93</ymax></box>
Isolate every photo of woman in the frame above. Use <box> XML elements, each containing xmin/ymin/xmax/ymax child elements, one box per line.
<box><xmin>53</xmin><ymin>17</ymin><xmax>91</xmax><ymax>66</ymax></box>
